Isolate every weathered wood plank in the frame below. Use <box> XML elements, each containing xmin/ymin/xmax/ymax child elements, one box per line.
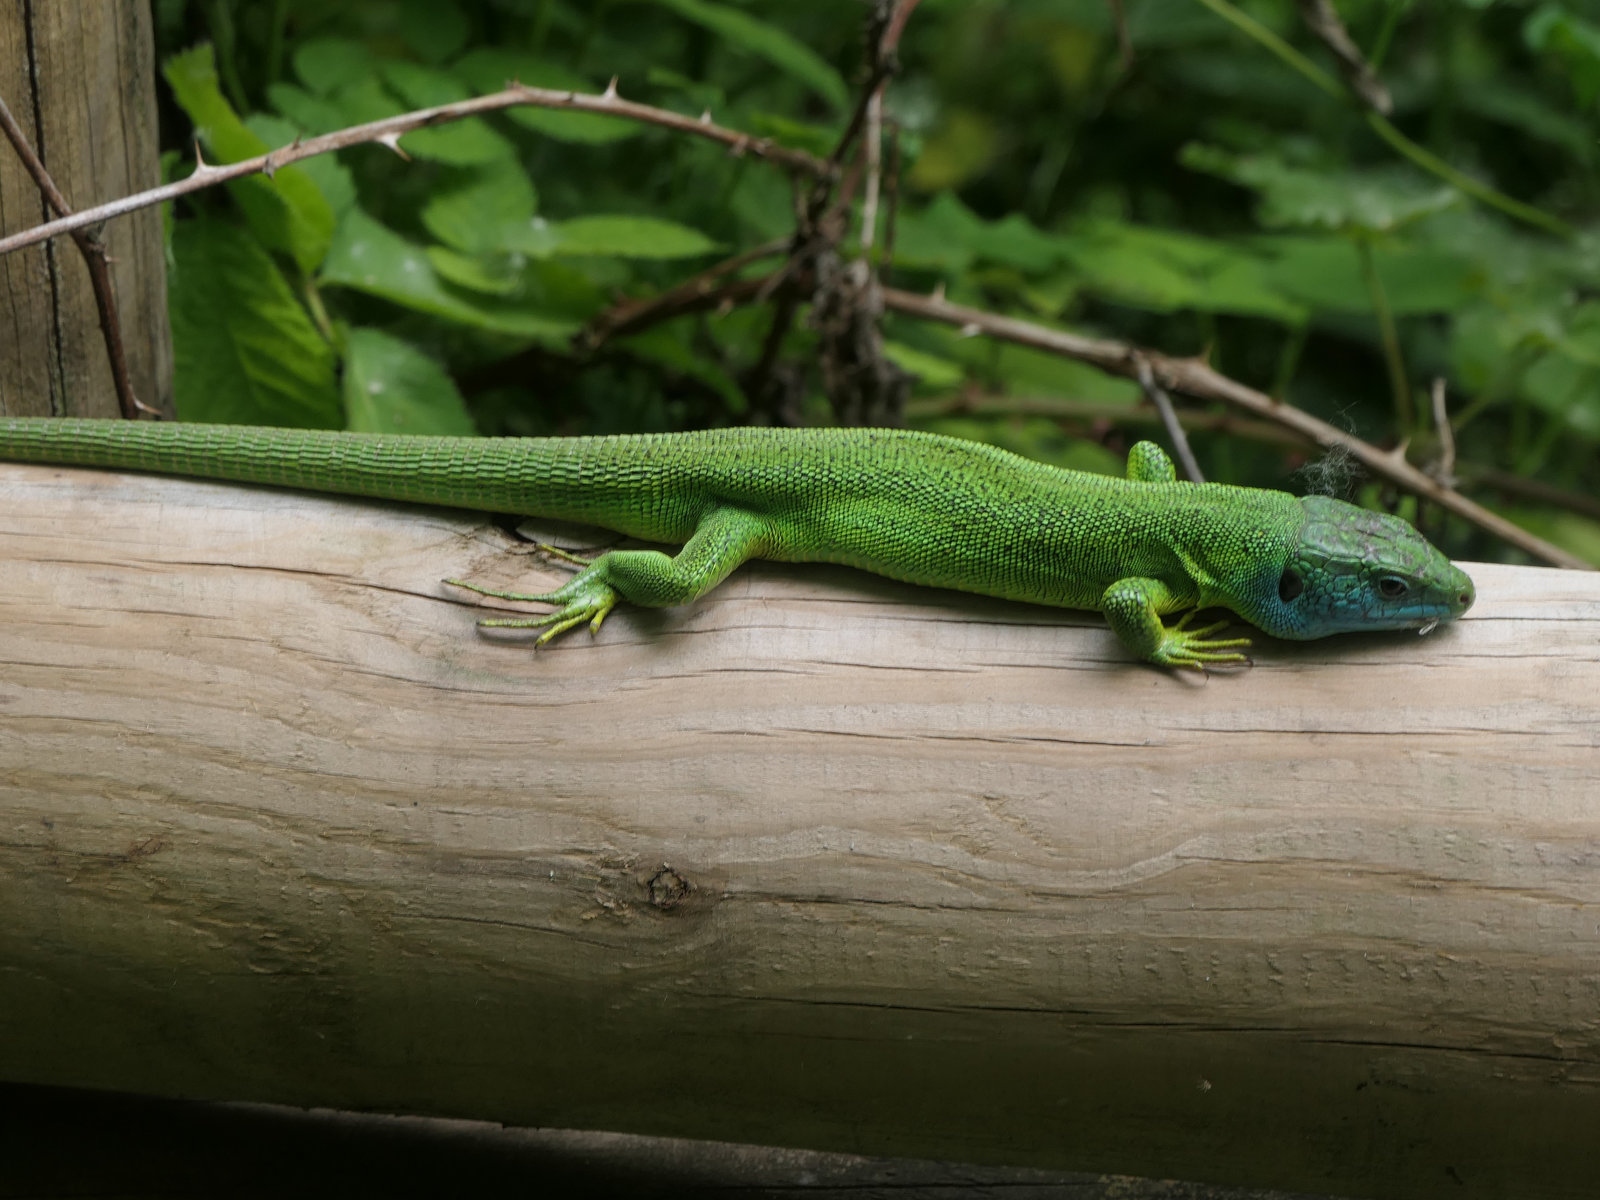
<box><xmin>1</xmin><ymin>463</ymin><xmax>1597</xmax><ymax>1199</ymax></box>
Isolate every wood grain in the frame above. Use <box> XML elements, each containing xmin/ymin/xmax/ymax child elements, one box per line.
<box><xmin>0</xmin><ymin>2</ymin><xmax>171</xmax><ymax>417</ymax></box>
<box><xmin>1</xmin><ymin>463</ymin><xmax>1596</xmax><ymax>1199</ymax></box>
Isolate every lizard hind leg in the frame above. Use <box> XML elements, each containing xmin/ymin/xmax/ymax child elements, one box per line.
<box><xmin>446</xmin><ymin>506</ymin><xmax>771</xmax><ymax>646</ymax></box>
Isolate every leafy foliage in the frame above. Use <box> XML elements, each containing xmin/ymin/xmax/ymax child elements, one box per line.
<box><xmin>153</xmin><ymin>0</ymin><xmax>1600</xmax><ymax>564</ymax></box>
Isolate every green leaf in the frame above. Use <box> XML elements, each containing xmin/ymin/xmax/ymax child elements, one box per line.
<box><xmin>169</xmin><ymin>220</ymin><xmax>341</xmax><ymax>427</ymax></box>
<box><xmin>294</xmin><ymin>38</ymin><xmax>377</xmax><ymax>95</ymax></box>
<box><xmin>342</xmin><ymin>328</ymin><xmax>477</xmax><ymax>435</ymax></box>
<box><xmin>648</xmin><ymin>0</ymin><xmax>849</xmax><ymax>110</ymax></box>
<box><xmin>1062</xmin><ymin>218</ymin><xmax>1307</xmax><ymax>322</ymax></box>
<box><xmin>1520</xmin><ymin>301</ymin><xmax>1600</xmax><ymax>437</ymax></box>
<box><xmin>906</xmin><ymin>108</ymin><xmax>1001</xmax><ymax>193</ymax></box>
<box><xmin>419</xmin><ymin>159</ymin><xmax>539</xmax><ymax>255</ymax></box>
<box><xmin>882</xmin><ymin>341</ymin><xmax>965</xmax><ymax>390</ymax></box>
<box><xmin>1181</xmin><ymin>145</ymin><xmax>1459</xmax><ymax>234</ymax></box>
<box><xmin>894</xmin><ymin>193</ymin><xmax>1063</xmax><ymax>274</ymax></box>
<box><xmin>425</xmin><ymin>246</ymin><xmax>524</xmax><ymax>295</ymax></box>
<box><xmin>396</xmin><ymin>3</ymin><xmax>471</xmax><ymax>65</ymax></box>
<box><xmin>164</xmin><ymin>44</ymin><xmax>336</xmax><ymax>274</ymax></box>
<box><xmin>746</xmin><ymin>112</ymin><xmax>837</xmax><ymax>157</ymax></box>
<box><xmin>550</xmin><ymin>215</ymin><xmax>721</xmax><ymax>259</ymax></box>
<box><xmin>1525</xmin><ymin>4</ymin><xmax>1600</xmax><ymax>105</ymax></box>
<box><xmin>619</xmin><ymin>328</ymin><xmax>747</xmax><ymax>413</ymax></box>
<box><xmin>319</xmin><ymin>207</ymin><xmax>578</xmax><ymax>341</ymax></box>
<box><xmin>380</xmin><ymin>61</ymin><xmax>516</xmax><ymax>164</ymax></box>
<box><xmin>1257</xmin><ymin>236</ymin><xmax>1478</xmax><ymax>316</ymax></box>
<box><xmin>266</xmin><ymin>82</ymin><xmax>348</xmax><ymax>135</ymax></box>
<box><xmin>453</xmin><ymin>49</ymin><xmax>641</xmax><ymax>144</ymax></box>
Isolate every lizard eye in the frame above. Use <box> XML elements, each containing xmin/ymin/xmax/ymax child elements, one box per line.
<box><xmin>1278</xmin><ymin>569</ymin><xmax>1303</xmax><ymax>602</ymax></box>
<box><xmin>1377</xmin><ymin>576</ymin><xmax>1409</xmax><ymax>600</ymax></box>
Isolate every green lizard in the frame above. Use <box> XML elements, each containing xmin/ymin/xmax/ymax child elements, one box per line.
<box><xmin>0</xmin><ymin>418</ymin><xmax>1474</xmax><ymax>669</ymax></box>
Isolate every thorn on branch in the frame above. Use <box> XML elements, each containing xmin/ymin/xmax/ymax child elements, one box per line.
<box><xmin>375</xmin><ymin>131</ymin><xmax>411</xmax><ymax>160</ymax></box>
<box><xmin>189</xmin><ymin>143</ymin><xmax>224</xmax><ymax>180</ymax></box>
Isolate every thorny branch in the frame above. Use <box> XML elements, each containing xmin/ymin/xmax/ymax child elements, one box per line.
<box><xmin>0</xmin><ymin>80</ymin><xmax>835</xmax><ymax>261</ymax></box>
<box><xmin>0</xmin><ymin>93</ymin><xmax>146</xmax><ymax>420</ymax></box>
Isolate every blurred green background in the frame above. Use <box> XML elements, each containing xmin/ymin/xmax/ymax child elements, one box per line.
<box><xmin>151</xmin><ymin>0</ymin><xmax>1600</xmax><ymax>565</ymax></box>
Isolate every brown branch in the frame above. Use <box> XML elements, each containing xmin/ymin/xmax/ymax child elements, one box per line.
<box><xmin>1132</xmin><ymin>353</ymin><xmax>1204</xmax><ymax>483</ymax></box>
<box><xmin>1464</xmin><ymin>468</ymin><xmax>1600</xmax><ymax>524</ymax></box>
<box><xmin>1297</xmin><ymin>0</ymin><xmax>1392</xmax><ymax>114</ymax></box>
<box><xmin>880</xmin><ymin>285</ymin><xmax>1592</xmax><ymax>570</ymax></box>
<box><xmin>0</xmin><ymin>82</ymin><xmax>835</xmax><ymax>261</ymax></box>
<box><xmin>880</xmin><ymin>121</ymin><xmax>904</xmax><ymax>288</ymax></box>
<box><xmin>579</xmin><ymin>237</ymin><xmax>790</xmax><ymax>350</ymax></box>
<box><xmin>0</xmin><ymin>92</ymin><xmax>146</xmax><ymax>419</ymax></box>
<box><xmin>1430</xmin><ymin>377</ymin><xmax>1457</xmax><ymax>486</ymax></box>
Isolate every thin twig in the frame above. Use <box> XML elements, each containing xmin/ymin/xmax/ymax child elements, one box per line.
<box><xmin>580</xmin><ymin>236</ymin><xmax>790</xmax><ymax>349</ymax></box>
<box><xmin>1430</xmin><ymin>377</ymin><xmax>1456</xmax><ymax>486</ymax></box>
<box><xmin>0</xmin><ymin>81</ymin><xmax>835</xmax><ymax>261</ymax></box>
<box><xmin>1107</xmin><ymin>0</ymin><xmax>1135</xmax><ymax>72</ymax></box>
<box><xmin>1354</xmin><ymin>235</ymin><xmax>1411</xmax><ymax>433</ymax></box>
<box><xmin>1132</xmin><ymin>353</ymin><xmax>1204</xmax><ymax>482</ymax></box>
<box><xmin>1463</xmin><ymin>467</ymin><xmax>1600</xmax><ymax>523</ymax></box>
<box><xmin>858</xmin><ymin>87</ymin><xmax>884</xmax><ymax>254</ymax></box>
<box><xmin>880</xmin><ymin>121</ymin><xmax>903</xmax><ymax>288</ymax></box>
<box><xmin>0</xmin><ymin>92</ymin><xmax>146</xmax><ymax>419</ymax></box>
<box><xmin>1297</xmin><ymin>0</ymin><xmax>1391</xmax><ymax>114</ymax></box>
<box><xmin>879</xmin><ymin>284</ymin><xmax>1592</xmax><ymax>570</ymax></box>
<box><xmin>855</xmin><ymin>0</ymin><xmax>920</xmax><ymax>255</ymax></box>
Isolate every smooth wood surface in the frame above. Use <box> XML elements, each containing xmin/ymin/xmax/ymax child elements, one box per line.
<box><xmin>0</xmin><ymin>1</ymin><xmax>171</xmax><ymax>416</ymax></box>
<box><xmin>0</xmin><ymin>463</ymin><xmax>1596</xmax><ymax>1200</ymax></box>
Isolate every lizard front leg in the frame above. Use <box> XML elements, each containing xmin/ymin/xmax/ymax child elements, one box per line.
<box><xmin>447</xmin><ymin>507</ymin><xmax>771</xmax><ymax>645</ymax></box>
<box><xmin>1100</xmin><ymin>576</ymin><xmax>1252</xmax><ymax>670</ymax></box>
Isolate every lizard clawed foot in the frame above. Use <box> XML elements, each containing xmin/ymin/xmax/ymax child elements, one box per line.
<box><xmin>443</xmin><ymin>573</ymin><xmax>620</xmax><ymax>646</ymax></box>
<box><xmin>532</xmin><ymin>542</ymin><xmax>597</xmax><ymax>569</ymax></box>
<box><xmin>1156</xmin><ymin>609</ymin><xmax>1254</xmax><ymax>672</ymax></box>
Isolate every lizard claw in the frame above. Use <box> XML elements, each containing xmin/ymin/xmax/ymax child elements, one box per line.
<box><xmin>1156</xmin><ymin>609</ymin><xmax>1253</xmax><ymax>669</ymax></box>
<box><xmin>444</xmin><ymin>574</ymin><xmax>620</xmax><ymax>645</ymax></box>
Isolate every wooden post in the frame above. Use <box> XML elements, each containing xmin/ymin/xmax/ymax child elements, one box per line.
<box><xmin>0</xmin><ymin>2</ymin><xmax>171</xmax><ymax>417</ymax></box>
<box><xmin>1</xmin><ymin>464</ymin><xmax>1597</xmax><ymax>1200</ymax></box>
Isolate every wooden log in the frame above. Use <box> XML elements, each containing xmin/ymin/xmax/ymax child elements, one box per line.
<box><xmin>0</xmin><ymin>2</ymin><xmax>171</xmax><ymax>416</ymax></box>
<box><xmin>1</xmin><ymin>462</ymin><xmax>1597</xmax><ymax>1200</ymax></box>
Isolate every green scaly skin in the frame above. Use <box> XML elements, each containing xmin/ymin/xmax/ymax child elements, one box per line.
<box><xmin>0</xmin><ymin>419</ymin><xmax>1475</xmax><ymax>670</ymax></box>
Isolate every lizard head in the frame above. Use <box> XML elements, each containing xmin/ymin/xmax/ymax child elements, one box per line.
<box><xmin>1252</xmin><ymin>495</ymin><xmax>1475</xmax><ymax>641</ymax></box>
